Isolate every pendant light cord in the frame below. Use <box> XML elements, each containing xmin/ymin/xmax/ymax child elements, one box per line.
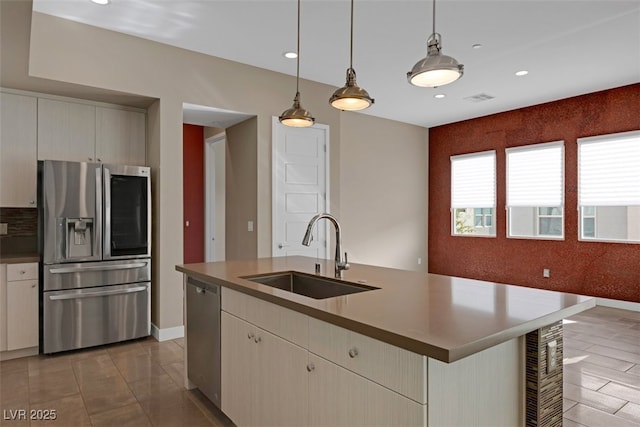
<box><xmin>432</xmin><ymin>0</ymin><xmax>436</xmax><ymax>34</ymax></box>
<box><xmin>296</xmin><ymin>0</ymin><xmax>301</xmax><ymax>93</ymax></box>
<box><xmin>349</xmin><ymin>0</ymin><xmax>354</xmax><ymax>69</ymax></box>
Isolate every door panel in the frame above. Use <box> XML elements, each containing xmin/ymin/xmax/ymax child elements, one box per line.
<box><xmin>272</xmin><ymin>118</ymin><xmax>330</xmax><ymax>258</ymax></box>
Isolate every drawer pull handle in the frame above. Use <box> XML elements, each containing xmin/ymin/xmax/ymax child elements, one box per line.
<box><xmin>49</xmin><ymin>285</ymin><xmax>147</xmax><ymax>300</ymax></box>
<box><xmin>306</xmin><ymin>363</ymin><xmax>315</xmax><ymax>372</ymax></box>
<box><xmin>50</xmin><ymin>262</ymin><xmax>147</xmax><ymax>274</ymax></box>
<box><xmin>20</xmin><ymin>271</ymin><xmax>26</xmax><ymax>274</ymax></box>
<box><xmin>348</xmin><ymin>347</ymin><xmax>359</xmax><ymax>358</ymax></box>
<box><xmin>254</xmin><ymin>336</ymin><xmax>262</xmax><ymax>344</ymax></box>
<box><xmin>248</xmin><ymin>332</ymin><xmax>254</xmax><ymax>340</ymax></box>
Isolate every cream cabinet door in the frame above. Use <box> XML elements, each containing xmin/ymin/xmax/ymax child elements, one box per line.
<box><xmin>0</xmin><ymin>92</ymin><xmax>38</xmax><ymax>207</ymax></box>
<box><xmin>308</xmin><ymin>354</ymin><xmax>427</xmax><ymax>427</ymax></box>
<box><xmin>6</xmin><ymin>279</ymin><xmax>38</xmax><ymax>350</ymax></box>
<box><xmin>254</xmin><ymin>320</ymin><xmax>308</xmax><ymax>427</ymax></box>
<box><xmin>221</xmin><ymin>311</ymin><xmax>309</xmax><ymax>427</ymax></box>
<box><xmin>221</xmin><ymin>311</ymin><xmax>254</xmax><ymax>427</ymax></box>
<box><xmin>37</xmin><ymin>98</ymin><xmax>96</xmax><ymax>162</ymax></box>
<box><xmin>96</xmin><ymin>107</ymin><xmax>146</xmax><ymax>165</ymax></box>
<box><xmin>309</xmin><ymin>317</ymin><xmax>428</xmax><ymax>404</ymax></box>
<box><xmin>0</xmin><ymin>265</ymin><xmax>7</xmax><ymax>352</ymax></box>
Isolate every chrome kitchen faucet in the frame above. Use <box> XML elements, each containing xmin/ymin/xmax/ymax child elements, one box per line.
<box><xmin>302</xmin><ymin>213</ymin><xmax>350</xmax><ymax>278</ymax></box>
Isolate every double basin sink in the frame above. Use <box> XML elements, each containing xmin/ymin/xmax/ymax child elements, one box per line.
<box><xmin>243</xmin><ymin>271</ymin><xmax>378</xmax><ymax>300</ymax></box>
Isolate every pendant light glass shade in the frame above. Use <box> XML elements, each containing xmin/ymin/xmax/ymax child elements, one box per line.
<box><xmin>280</xmin><ymin>0</ymin><xmax>315</xmax><ymax>127</ymax></box>
<box><xmin>280</xmin><ymin>91</ymin><xmax>315</xmax><ymax>127</ymax></box>
<box><xmin>330</xmin><ymin>68</ymin><xmax>374</xmax><ymax>111</ymax></box>
<box><xmin>330</xmin><ymin>0</ymin><xmax>374</xmax><ymax>111</ymax></box>
<box><xmin>407</xmin><ymin>0</ymin><xmax>463</xmax><ymax>88</ymax></box>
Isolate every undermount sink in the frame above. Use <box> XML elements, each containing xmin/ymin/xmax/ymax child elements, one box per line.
<box><xmin>242</xmin><ymin>271</ymin><xmax>378</xmax><ymax>300</ymax></box>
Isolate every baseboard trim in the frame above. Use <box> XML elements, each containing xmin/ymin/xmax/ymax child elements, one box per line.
<box><xmin>151</xmin><ymin>323</ymin><xmax>184</xmax><ymax>342</ymax></box>
<box><xmin>1</xmin><ymin>346</ymin><xmax>38</xmax><ymax>361</ymax></box>
<box><xmin>596</xmin><ymin>297</ymin><xmax>640</xmax><ymax>312</ymax></box>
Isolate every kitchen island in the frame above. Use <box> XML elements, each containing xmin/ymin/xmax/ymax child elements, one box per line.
<box><xmin>176</xmin><ymin>256</ymin><xmax>595</xmax><ymax>427</ymax></box>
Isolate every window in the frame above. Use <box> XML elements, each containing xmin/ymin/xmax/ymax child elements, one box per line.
<box><xmin>506</xmin><ymin>141</ymin><xmax>564</xmax><ymax>239</ymax></box>
<box><xmin>581</xmin><ymin>206</ymin><xmax>596</xmax><ymax>238</ymax></box>
<box><xmin>451</xmin><ymin>151</ymin><xmax>496</xmax><ymax>236</ymax></box>
<box><xmin>578</xmin><ymin>130</ymin><xmax>640</xmax><ymax>243</ymax></box>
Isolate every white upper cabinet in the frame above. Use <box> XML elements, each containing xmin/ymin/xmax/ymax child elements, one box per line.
<box><xmin>37</xmin><ymin>97</ymin><xmax>146</xmax><ymax>165</ymax></box>
<box><xmin>96</xmin><ymin>107</ymin><xmax>146</xmax><ymax>166</ymax></box>
<box><xmin>37</xmin><ymin>98</ymin><xmax>96</xmax><ymax>162</ymax></box>
<box><xmin>0</xmin><ymin>92</ymin><xmax>38</xmax><ymax>207</ymax></box>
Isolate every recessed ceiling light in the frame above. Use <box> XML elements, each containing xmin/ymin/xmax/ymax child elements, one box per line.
<box><xmin>434</xmin><ymin>94</ymin><xmax>446</xmax><ymax>99</ymax></box>
<box><xmin>472</xmin><ymin>43</ymin><xmax>483</xmax><ymax>49</ymax></box>
<box><xmin>90</xmin><ymin>0</ymin><xmax>110</xmax><ymax>4</ymax></box>
<box><xmin>515</xmin><ymin>70</ymin><xmax>529</xmax><ymax>76</ymax></box>
<box><xmin>283</xmin><ymin>51</ymin><xmax>298</xmax><ymax>59</ymax></box>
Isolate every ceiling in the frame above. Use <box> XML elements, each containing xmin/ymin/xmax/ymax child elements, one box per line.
<box><xmin>32</xmin><ymin>0</ymin><xmax>640</xmax><ymax>129</ymax></box>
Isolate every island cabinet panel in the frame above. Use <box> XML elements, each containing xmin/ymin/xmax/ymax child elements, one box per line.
<box><xmin>221</xmin><ymin>311</ymin><xmax>308</xmax><ymax>427</ymax></box>
<box><xmin>222</xmin><ymin>287</ymin><xmax>308</xmax><ymax>347</ymax></box>
<box><xmin>309</xmin><ymin>317</ymin><xmax>428</xmax><ymax>404</ymax></box>
<box><xmin>308</xmin><ymin>354</ymin><xmax>427</xmax><ymax>427</ymax></box>
<box><xmin>427</xmin><ymin>337</ymin><xmax>522</xmax><ymax>426</ymax></box>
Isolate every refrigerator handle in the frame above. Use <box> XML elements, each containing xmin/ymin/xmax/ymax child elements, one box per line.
<box><xmin>96</xmin><ymin>164</ymin><xmax>104</xmax><ymax>260</ymax></box>
<box><xmin>102</xmin><ymin>166</ymin><xmax>110</xmax><ymax>259</ymax></box>
<box><xmin>48</xmin><ymin>285</ymin><xmax>148</xmax><ymax>300</ymax></box>
<box><xmin>49</xmin><ymin>262</ymin><xmax>148</xmax><ymax>274</ymax></box>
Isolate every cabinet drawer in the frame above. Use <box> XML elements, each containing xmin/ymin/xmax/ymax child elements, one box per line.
<box><xmin>7</xmin><ymin>263</ymin><xmax>38</xmax><ymax>281</ymax></box>
<box><xmin>221</xmin><ymin>287</ymin><xmax>308</xmax><ymax>347</ymax></box>
<box><xmin>310</xmin><ymin>317</ymin><xmax>428</xmax><ymax>404</ymax></box>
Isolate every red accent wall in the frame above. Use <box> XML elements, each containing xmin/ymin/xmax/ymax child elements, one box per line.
<box><xmin>428</xmin><ymin>84</ymin><xmax>640</xmax><ymax>302</ymax></box>
<box><xmin>183</xmin><ymin>124</ymin><xmax>205</xmax><ymax>263</ymax></box>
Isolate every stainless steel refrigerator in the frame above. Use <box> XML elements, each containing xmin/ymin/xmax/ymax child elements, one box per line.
<box><xmin>38</xmin><ymin>160</ymin><xmax>151</xmax><ymax>354</ymax></box>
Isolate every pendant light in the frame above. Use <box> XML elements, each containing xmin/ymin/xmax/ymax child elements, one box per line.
<box><xmin>279</xmin><ymin>0</ymin><xmax>315</xmax><ymax>127</ymax></box>
<box><xmin>407</xmin><ymin>0</ymin><xmax>463</xmax><ymax>88</ymax></box>
<box><xmin>329</xmin><ymin>0</ymin><xmax>374</xmax><ymax>111</ymax></box>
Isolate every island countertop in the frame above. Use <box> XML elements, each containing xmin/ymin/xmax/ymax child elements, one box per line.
<box><xmin>176</xmin><ymin>256</ymin><xmax>595</xmax><ymax>363</ymax></box>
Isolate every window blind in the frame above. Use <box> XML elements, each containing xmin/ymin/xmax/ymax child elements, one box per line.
<box><xmin>578</xmin><ymin>131</ymin><xmax>640</xmax><ymax>206</ymax></box>
<box><xmin>506</xmin><ymin>142</ymin><xmax>564</xmax><ymax>207</ymax></box>
<box><xmin>451</xmin><ymin>151</ymin><xmax>496</xmax><ymax>208</ymax></box>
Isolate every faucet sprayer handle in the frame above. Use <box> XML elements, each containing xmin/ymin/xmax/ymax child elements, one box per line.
<box><xmin>342</xmin><ymin>252</ymin><xmax>350</xmax><ymax>270</ymax></box>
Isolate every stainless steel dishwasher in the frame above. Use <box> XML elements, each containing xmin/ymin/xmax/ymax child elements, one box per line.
<box><xmin>186</xmin><ymin>277</ymin><xmax>221</xmax><ymax>408</ymax></box>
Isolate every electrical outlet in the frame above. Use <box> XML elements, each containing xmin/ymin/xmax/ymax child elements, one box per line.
<box><xmin>547</xmin><ymin>340</ymin><xmax>557</xmax><ymax>373</ymax></box>
<box><xmin>247</xmin><ymin>221</ymin><xmax>254</xmax><ymax>232</ymax></box>
<box><xmin>0</xmin><ymin>223</ymin><xmax>7</xmax><ymax>235</ymax></box>
<box><xmin>543</xmin><ymin>268</ymin><xmax>550</xmax><ymax>278</ymax></box>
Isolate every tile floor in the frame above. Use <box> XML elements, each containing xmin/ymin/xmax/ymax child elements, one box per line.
<box><xmin>0</xmin><ymin>306</ymin><xmax>638</xmax><ymax>426</ymax></box>
<box><xmin>0</xmin><ymin>337</ymin><xmax>233</xmax><ymax>427</ymax></box>
<box><xmin>562</xmin><ymin>306</ymin><xmax>640</xmax><ymax>427</ymax></box>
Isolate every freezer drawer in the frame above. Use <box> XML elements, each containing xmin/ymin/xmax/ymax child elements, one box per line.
<box><xmin>43</xmin><ymin>258</ymin><xmax>151</xmax><ymax>291</ymax></box>
<box><xmin>43</xmin><ymin>282</ymin><xmax>150</xmax><ymax>354</ymax></box>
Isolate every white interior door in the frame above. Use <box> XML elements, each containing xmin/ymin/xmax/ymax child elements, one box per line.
<box><xmin>272</xmin><ymin>117</ymin><xmax>330</xmax><ymax>258</ymax></box>
<box><xmin>205</xmin><ymin>132</ymin><xmax>226</xmax><ymax>262</ymax></box>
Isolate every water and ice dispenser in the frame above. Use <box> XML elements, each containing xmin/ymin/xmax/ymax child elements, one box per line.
<box><xmin>55</xmin><ymin>217</ymin><xmax>95</xmax><ymax>260</ymax></box>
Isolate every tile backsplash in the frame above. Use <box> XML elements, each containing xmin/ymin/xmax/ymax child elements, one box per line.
<box><xmin>0</xmin><ymin>207</ymin><xmax>37</xmax><ymax>255</ymax></box>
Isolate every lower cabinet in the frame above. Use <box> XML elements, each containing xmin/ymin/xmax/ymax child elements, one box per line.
<box><xmin>221</xmin><ymin>311</ymin><xmax>308</xmax><ymax>427</ymax></box>
<box><xmin>219</xmin><ymin>288</ymin><xmax>428</xmax><ymax>427</ymax></box>
<box><xmin>308</xmin><ymin>354</ymin><xmax>427</xmax><ymax>427</ymax></box>
<box><xmin>1</xmin><ymin>263</ymin><xmax>39</xmax><ymax>355</ymax></box>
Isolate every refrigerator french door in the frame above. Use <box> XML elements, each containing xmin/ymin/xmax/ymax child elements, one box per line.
<box><xmin>38</xmin><ymin>160</ymin><xmax>151</xmax><ymax>354</ymax></box>
<box><xmin>103</xmin><ymin>164</ymin><xmax>151</xmax><ymax>260</ymax></box>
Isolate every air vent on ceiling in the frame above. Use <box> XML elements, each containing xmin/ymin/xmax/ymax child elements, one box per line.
<box><xmin>464</xmin><ymin>93</ymin><xmax>495</xmax><ymax>103</ymax></box>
